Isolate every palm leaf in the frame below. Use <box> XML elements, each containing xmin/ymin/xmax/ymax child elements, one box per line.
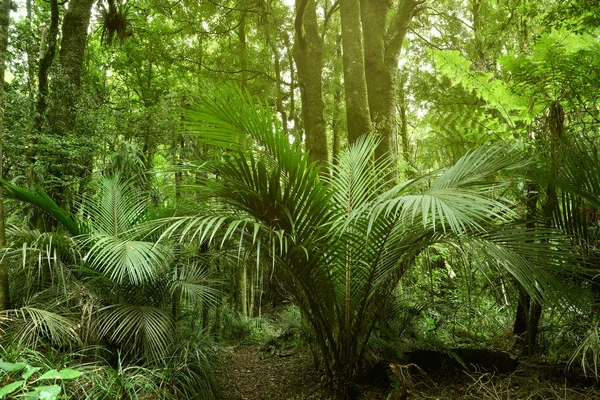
<box><xmin>0</xmin><ymin>307</ymin><xmax>81</xmax><ymax>347</ymax></box>
<box><xmin>96</xmin><ymin>304</ymin><xmax>174</xmax><ymax>360</ymax></box>
<box><xmin>0</xmin><ymin>179</ymin><xmax>79</xmax><ymax>235</ymax></box>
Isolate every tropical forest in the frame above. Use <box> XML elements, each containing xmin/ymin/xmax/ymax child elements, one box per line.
<box><xmin>0</xmin><ymin>0</ymin><xmax>600</xmax><ymax>399</ymax></box>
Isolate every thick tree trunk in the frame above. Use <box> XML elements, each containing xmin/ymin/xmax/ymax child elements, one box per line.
<box><xmin>471</xmin><ymin>0</ymin><xmax>485</xmax><ymax>66</ymax></box>
<box><xmin>340</xmin><ymin>0</ymin><xmax>372</xmax><ymax>145</ymax></box>
<box><xmin>525</xmin><ymin>300</ymin><xmax>542</xmax><ymax>356</ymax></box>
<box><xmin>361</xmin><ymin>0</ymin><xmax>421</xmax><ymax>173</ymax></box>
<box><xmin>294</xmin><ymin>0</ymin><xmax>328</xmax><ymax>167</ymax></box>
<box><xmin>45</xmin><ymin>0</ymin><xmax>95</xmax><ymax>208</ymax></box>
<box><xmin>0</xmin><ymin>0</ymin><xmax>9</xmax><ymax>311</ymax></box>
<box><xmin>50</xmin><ymin>0</ymin><xmax>95</xmax><ymax>134</ymax></box>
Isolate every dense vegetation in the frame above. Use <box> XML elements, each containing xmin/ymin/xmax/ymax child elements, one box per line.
<box><xmin>0</xmin><ymin>0</ymin><xmax>599</xmax><ymax>399</ymax></box>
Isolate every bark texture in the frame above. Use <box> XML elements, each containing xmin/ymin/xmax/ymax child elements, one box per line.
<box><xmin>47</xmin><ymin>0</ymin><xmax>95</xmax><ymax>208</ymax></box>
<box><xmin>50</xmin><ymin>0</ymin><xmax>95</xmax><ymax>134</ymax></box>
<box><xmin>360</xmin><ymin>0</ymin><xmax>422</xmax><ymax>171</ymax></box>
<box><xmin>294</xmin><ymin>0</ymin><xmax>328</xmax><ymax>167</ymax></box>
<box><xmin>340</xmin><ymin>0</ymin><xmax>372</xmax><ymax>145</ymax></box>
<box><xmin>36</xmin><ymin>0</ymin><xmax>59</xmax><ymax>132</ymax></box>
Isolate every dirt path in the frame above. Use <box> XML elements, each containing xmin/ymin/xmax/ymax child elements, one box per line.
<box><xmin>216</xmin><ymin>344</ymin><xmax>600</xmax><ymax>400</ymax></box>
<box><xmin>218</xmin><ymin>344</ymin><xmax>321</xmax><ymax>400</ymax></box>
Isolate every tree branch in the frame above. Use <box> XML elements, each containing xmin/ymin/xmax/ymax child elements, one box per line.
<box><xmin>295</xmin><ymin>0</ymin><xmax>309</xmax><ymax>47</ymax></box>
<box><xmin>385</xmin><ymin>0</ymin><xmax>426</xmax><ymax>62</ymax></box>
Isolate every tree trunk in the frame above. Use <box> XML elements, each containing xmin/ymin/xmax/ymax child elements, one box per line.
<box><xmin>36</xmin><ymin>0</ymin><xmax>59</xmax><ymax>133</ymax></box>
<box><xmin>361</xmin><ymin>0</ymin><xmax>421</xmax><ymax>173</ymax></box>
<box><xmin>525</xmin><ymin>300</ymin><xmax>542</xmax><ymax>356</ymax></box>
<box><xmin>340</xmin><ymin>0</ymin><xmax>372</xmax><ymax>145</ymax></box>
<box><xmin>293</xmin><ymin>0</ymin><xmax>328</xmax><ymax>167</ymax></box>
<box><xmin>236</xmin><ymin>261</ymin><xmax>248</xmax><ymax>319</ymax></box>
<box><xmin>398</xmin><ymin>72</ymin><xmax>413</xmax><ymax>177</ymax></box>
<box><xmin>513</xmin><ymin>288</ymin><xmax>530</xmax><ymax>339</ymax></box>
<box><xmin>272</xmin><ymin>43</ymin><xmax>288</xmax><ymax>134</ymax></box>
<box><xmin>513</xmin><ymin>182</ymin><xmax>538</xmax><ymax>351</ymax></box>
<box><xmin>26</xmin><ymin>0</ymin><xmax>36</xmax><ymax>103</ymax></box>
<box><xmin>471</xmin><ymin>0</ymin><xmax>485</xmax><ymax>66</ymax></box>
<box><xmin>50</xmin><ymin>0</ymin><xmax>95</xmax><ymax>134</ymax></box>
<box><xmin>45</xmin><ymin>0</ymin><xmax>95</xmax><ymax>208</ymax></box>
<box><xmin>0</xmin><ymin>0</ymin><xmax>9</xmax><ymax>311</ymax></box>
<box><xmin>332</xmin><ymin>34</ymin><xmax>343</xmax><ymax>165</ymax></box>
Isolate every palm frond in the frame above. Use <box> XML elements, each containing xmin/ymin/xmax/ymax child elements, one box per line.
<box><xmin>81</xmin><ymin>235</ymin><xmax>171</xmax><ymax>285</ymax></box>
<box><xmin>172</xmin><ymin>259</ymin><xmax>222</xmax><ymax>308</ymax></box>
<box><xmin>0</xmin><ymin>179</ymin><xmax>79</xmax><ymax>235</ymax></box>
<box><xmin>0</xmin><ymin>307</ymin><xmax>81</xmax><ymax>347</ymax></box>
<box><xmin>96</xmin><ymin>304</ymin><xmax>174</xmax><ymax>360</ymax></box>
<box><xmin>82</xmin><ymin>175</ymin><xmax>148</xmax><ymax>236</ymax></box>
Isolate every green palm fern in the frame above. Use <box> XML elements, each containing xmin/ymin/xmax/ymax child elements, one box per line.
<box><xmin>162</xmin><ymin>86</ymin><xmax>580</xmax><ymax>397</ymax></box>
<box><xmin>0</xmin><ymin>176</ymin><xmax>217</xmax><ymax>362</ymax></box>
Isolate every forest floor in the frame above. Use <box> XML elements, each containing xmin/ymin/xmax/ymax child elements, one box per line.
<box><xmin>217</xmin><ymin>344</ymin><xmax>389</xmax><ymax>399</ymax></box>
<box><xmin>216</xmin><ymin>344</ymin><xmax>600</xmax><ymax>400</ymax></box>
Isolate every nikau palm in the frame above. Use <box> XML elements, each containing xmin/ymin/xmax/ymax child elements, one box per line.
<box><xmin>0</xmin><ymin>176</ymin><xmax>217</xmax><ymax>362</ymax></box>
<box><xmin>157</xmin><ymin>87</ymin><xmax>577</xmax><ymax>398</ymax></box>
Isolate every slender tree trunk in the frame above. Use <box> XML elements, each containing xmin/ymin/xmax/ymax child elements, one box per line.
<box><xmin>0</xmin><ymin>0</ymin><xmax>9</xmax><ymax>311</ymax></box>
<box><xmin>236</xmin><ymin>261</ymin><xmax>248</xmax><ymax>319</ymax></box>
<box><xmin>237</xmin><ymin>7</ymin><xmax>248</xmax><ymax>89</ymax></box>
<box><xmin>515</xmin><ymin>103</ymin><xmax>565</xmax><ymax>355</ymax></box>
<box><xmin>293</xmin><ymin>0</ymin><xmax>328</xmax><ymax>167</ymax></box>
<box><xmin>272</xmin><ymin>43</ymin><xmax>288</xmax><ymax>134</ymax></box>
<box><xmin>35</xmin><ymin>0</ymin><xmax>59</xmax><ymax>133</ymax></box>
<box><xmin>175</xmin><ymin>135</ymin><xmax>184</xmax><ymax>204</ymax></box>
<box><xmin>514</xmin><ymin>183</ymin><xmax>537</xmax><ymax>344</ymax></box>
<box><xmin>340</xmin><ymin>0</ymin><xmax>371</xmax><ymax>145</ymax></box>
<box><xmin>398</xmin><ymin>72</ymin><xmax>413</xmax><ymax>177</ymax></box>
<box><xmin>471</xmin><ymin>0</ymin><xmax>485</xmax><ymax>66</ymax></box>
<box><xmin>332</xmin><ymin>34</ymin><xmax>343</xmax><ymax>165</ymax></box>
<box><xmin>248</xmin><ymin>260</ymin><xmax>255</xmax><ymax>317</ymax></box>
<box><xmin>26</xmin><ymin>0</ymin><xmax>36</xmax><ymax>103</ymax></box>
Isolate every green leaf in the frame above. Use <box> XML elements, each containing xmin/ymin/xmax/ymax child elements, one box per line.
<box><xmin>0</xmin><ymin>380</ymin><xmax>25</xmax><ymax>398</ymax></box>
<box><xmin>23</xmin><ymin>385</ymin><xmax>61</xmax><ymax>400</ymax></box>
<box><xmin>55</xmin><ymin>369</ymin><xmax>82</xmax><ymax>380</ymax></box>
<box><xmin>36</xmin><ymin>370</ymin><xmax>60</xmax><ymax>380</ymax></box>
<box><xmin>22</xmin><ymin>366</ymin><xmax>41</xmax><ymax>380</ymax></box>
<box><xmin>36</xmin><ymin>368</ymin><xmax>82</xmax><ymax>381</ymax></box>
<box><xmin>0</xmin><ymin>361</ymin><xmax>27</xmax><ymax>372</ymax></box>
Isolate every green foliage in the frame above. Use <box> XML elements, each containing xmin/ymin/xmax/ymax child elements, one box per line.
<box><xmin>0</xmin><ymin>359</ymin><xmax>82</xmax><ymax>400</ymax></box>
<box><xmin>159</xmin><ymin>86</ymin><xmax>583</xmax><ymax>394</ymax></box>
<box><xmin>430</xmin><ymin>48</ymin><xmax>531</xmax><ymax>128</ymax></box>
<box><xmin>218</xmin><ymin>306</ymin><xmax>274</xmax><ymax>344</ymax></box>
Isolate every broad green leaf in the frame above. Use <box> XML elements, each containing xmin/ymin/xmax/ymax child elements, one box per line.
<box><xmin>37</xmin><ymin>368</ymin><xmax>82</xmax><ymax>380</ymax></box>
<box><xmin>22</xmin><ymin>366</ymin><xmax>41</xmax><ymax>380</ymax></box>
<box><xmin>0</xmin><ymin>380</ymin><xmax>25</xmax><ymax>398</ymax></box>
<box><xmin>23</xmin><ymin>385</ymin><xmax>61</xmax><ymax>400</ymax></box>
<box><xmin>0</xmin><ymin>361</ymin><xmax>27</xmax><ymax>373</ymax></box>
<box><xmin>36</xmin><ymin>370</ymin><xmax>60</xmax><ymax>380</ymax></box>
<box><xmin>56</xmin><ymin>369</ymin><xmax>82</xmax><ymax>380</ymax></box>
